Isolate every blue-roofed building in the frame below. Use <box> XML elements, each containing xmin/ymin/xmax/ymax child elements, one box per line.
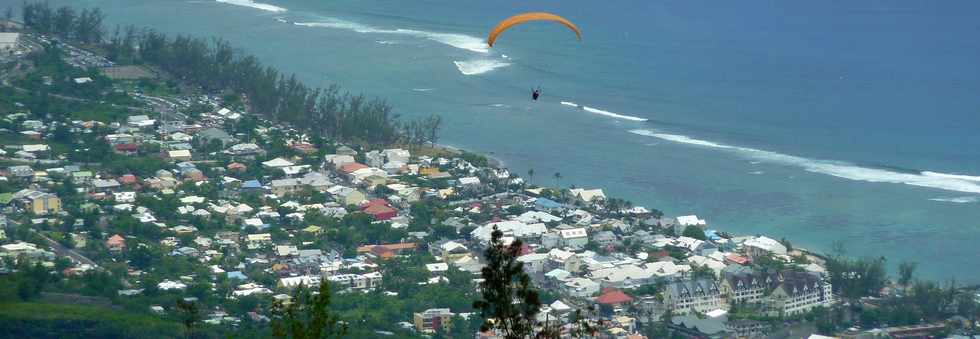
<box><xmin>227</xmin><ymin>271</ymin><xmax>248</xmax><ymax>281</ymax></box>
<box><xmin>705</xmin><ymin>229</ymin><xmax>722</xmax><ymax>241</ymax></box>
<box><xmin>534</xmin><ymin>197</ymin><xmax>562</xmax><ymax>211</ymax></box>
<box><xmin>241</xmin><ymin>180</ymin><xmax>264</xmax><ymax>193</ymax></box>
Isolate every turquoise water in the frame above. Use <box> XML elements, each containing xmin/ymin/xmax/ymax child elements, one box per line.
<box><xmin>15</xmin><ymin>0</ymin><xmax>980</xmax><ymax>282</ymax></box>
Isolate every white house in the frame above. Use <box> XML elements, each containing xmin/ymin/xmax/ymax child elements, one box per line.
<box><xmin>569</xmin><ymin>188</ymin><xmax>605</xmax><ymax>203</ymax></box>
<box><xmin>471</xmin><ymin>220</ymin><xmax>548</xmax><ymax>243</ymax></box>
<box><xmin>517</xmin><ymin>253</ymin><xmax>550</xmax><ymax>274</ymax></box>
<box><xmin>558</xmin><ymin>228</ymin><xmax>589</xmax><ymax>250</ymax></box>
<box><xmin>742</xmin><ymin>236</ymin><xmax>787</xmax><ymax>258</ymax></box>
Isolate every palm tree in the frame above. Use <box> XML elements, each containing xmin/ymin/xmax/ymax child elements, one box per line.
<box><xmin>553</xmin><ymin>172</ymin><xmax>562</xmax><ymax>188</ymax></box>
<box><xmin>526</xmin><ymin>168</ymin><xmax>535</xmax><ymax>186</ymax></box>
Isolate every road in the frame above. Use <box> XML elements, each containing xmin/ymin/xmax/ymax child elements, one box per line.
<box><xmin>30</xmin><ymin>229</ymin><xmax>98</xmax><ymax>267</ymax></box>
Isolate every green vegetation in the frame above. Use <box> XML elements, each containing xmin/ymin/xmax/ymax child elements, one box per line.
<box><xmin>0</xmin><ymin>302</ymin><xmax>184</xmax><ymax>339</ymax></box>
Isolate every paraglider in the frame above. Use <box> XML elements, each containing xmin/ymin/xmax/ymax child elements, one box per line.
<box><xmin>487</xmin><ymin>12</ymin><xmax>581</xmax><ymax>47</ymax></box>
<box><xmin>532</xmin><ymin>87</ymin><xmax>541</xmax><ymax>101</ymax></box>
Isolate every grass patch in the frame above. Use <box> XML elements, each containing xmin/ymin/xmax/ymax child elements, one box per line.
<box><xmin>0</xmin><ymin>302</ymin><xmax>184</xmax><ymax>339</ymax></box>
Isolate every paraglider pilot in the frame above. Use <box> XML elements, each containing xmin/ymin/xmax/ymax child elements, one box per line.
<box><xmin>532</xmin><ymin>87</ymin><xmax>541</xmax><ymax>101</ymax></box>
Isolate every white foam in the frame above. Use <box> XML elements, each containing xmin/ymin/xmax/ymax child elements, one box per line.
<box><xmin>215</xmin><ymin>0</ymin><xmax>286</xmax><ymax>12</ymax></box>
<box><xmin>929</xmin><ymin>196</ymin><xmax>978</xmax><ymax>204</ymax></box>
<box><xmin>296</xmin><ymin>19</ymin><xmax>488</xmax><ymax>53</ymax></box>
<box><xmin>629</xmin><ymin>129</ymin><xmax>980</xmax><ymax>194</ymax></box>
<box><xmin>560</xmin><ymin>101</ymin><xmax>648</xmax><ymax>122</ymax></box>
<box><xmin>453</xmin><ymin>59</ymin><xmax>511</xmax><ymax>75</ymax></box>
<box><xmin>411</xmin><ymin>88</ymin><xmax>434</xmax><ymax>92</ymax></box>
<box><xmin>749</xmin><ymin>171</ymin><xmax>764</xmax><ymax>175</ymax></box>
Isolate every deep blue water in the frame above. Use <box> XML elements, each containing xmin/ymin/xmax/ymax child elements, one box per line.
<box><xmin>11</xmin><ymin>0</ymin><xmax>980</xmax><ymax>282</ymax></box>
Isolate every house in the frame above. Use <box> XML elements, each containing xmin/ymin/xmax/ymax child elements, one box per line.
<box><xmin>558</xmin><ymin>228</ymin><xmax>588</xmax><ymax>250</ymax></box>
<box><xmin>166</xmin><ymin>150</ymin><xmax>192</xmax><ymax>161</ymax></box>
<box><xmin>327</xmin><ymin>272</ymin><xmax>383</xmax><ymax>290</ymax></box>
<box><xmin>334</xmin><ymin>188</ymin><xmax>367</xmax><ymax>206</ymax></box>
<box><xmin>338</xmin><ymin>162</ymin><xmax>368</xmax><ymax>176</ymax></box>
<box><xmin>534</xmin><ymin>197</ymin><xmax>562</xmax><ymax>211</ymax></box>
<box><xmin>414</xmin><ymin>308</ymin><xmax>454</xmax><ymax>334</ymax></box>
<box><xmin>596</xmin><ymin>289</ymin><xmax>634</xmax><ymax>307</ymax></box>
<box><xmin>0</xmin><ymin>32</ymin><xmax>20</xmax><ymax>50</ymax></box>
<box><xmin>430</xmin><ymin>240</ymin><xmax>470</xmax><ymax>262</ymax></box>
<box><xmin>742</xmin><ymin>236</ymin><xmax>788</xmax><ymax>258</ymax></box>
<box><xmin>127</xmin><ymin>115</ymin><xmax>155</xmax><ymax>128</ymax></box>
<box><xmin>196</xmin><ymin>127</ymin><xmax>237</xmax><ymax>147</ymax></box>
<box><xmin>106</xmin><ymin>234</ymin><xmax>126</xmax><ymax>252</ymax></box>
<box><xmin>28</xmin><ymin>193</ymin><xmax>61</xmax><ymax>215</ymax></box>
<box><xmin>592</xmin><ymin>231</ymin><xmax>618</xmax><ymax>247</ymax></box>
<box><xmin>357</xmin><ymin>243</ymin><xmax>417</xmax><ymax>259</ymax></box>
<box><xmin>548</xmin><ymin>248</ymin><xmax>583</xmax><ymax>273</ymax></box>
<box><xmin>457</xmin><ymin>176</ymin><xmax>481</xmax><ymax>188</ymax></box>
<box><xmin>765</xmin><ymin>271</ymin><xmax>833</xmax><ymax>316</ymax></box>
<box><xmin>471</xmin><ymin>220</ymin><xmax>548</xmax><ymax>244</ymax></box>
<box><xmin>269</xmin><ymin>178</ymin><xmax>301</xmax><ymax>197</ymax></box>
<box><xmin>517</xmin><ymin>253</ymin><xmax>550</xmax><ymax>274</ymax></box>
<box><xmin>674</xmin><ymin>215</ymin><xmax>707</xmax><ymax>235</ymax></box>
<box><xmin>569</xmin><ymin>188</ymin><xmax>605</xmax><ymax>204</ymax></box>
<box><xmin>363</xmin><ymin>203</ymin><xmax>397</xmax><ymax>221</ymax></box>
<box><xmin>225</xmin><ymin>143</ymin><xmax>263</xmax><ymax>156</ymax></box>
<box><xmin>278</xmin><ymin>275</ymin><xmax>321</xmax><ymax>289</ymax></box>
<box><xmin>7</xmin><ymin>165</ymin><xmax>33</xmax><ymax>178</ymax></box>
<box><xmin>113</xmin><ymin>192</ymin><xmax>136</xmax><ymax>203</ymax></box>
<box><xmin>562</xmin><ymin>278</ymin><xmax>601</xmax><ymax>298</ymax></box>
<box><xmin>71</xmin><ymin>171</ymin><xmax>94</xmax><ymax>183</ymax></box>
<box><xmin>262</xmin><ymin>157</ymin><xmax>295</xmax><ymax>169</ymax></box>
<box><xmin>663</xmin><ymin>279</ymin><xmax>725</xmax><ymax>315</ymax></box>
<box><xmin>114</xmin><ymin>143</ymin><xmax>139</xmax><ymax>155</ymax></box>
<box><xmin>245</xmin><ymin>233</ymin><xmax>273</xmax><ymax>249</ymax></box>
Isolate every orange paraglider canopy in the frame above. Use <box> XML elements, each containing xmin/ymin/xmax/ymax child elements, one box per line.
<box><xmin>487</xmin><ymin>12</ymin><xmax>581</xmax><ymax>47</ymax></box>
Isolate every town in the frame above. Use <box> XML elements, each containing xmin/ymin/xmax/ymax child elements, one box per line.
<box><xmin>1</xmin><ymin>5</ymin><xmax>979</xmax><ymax>339</ymax></box>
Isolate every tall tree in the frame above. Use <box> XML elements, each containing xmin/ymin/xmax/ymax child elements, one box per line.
<box><xmin>526</xmin><ymin>168</ymin><xmax>535</xmax><ymax>186</ymax></box>
<box><xmin>553</xmin><ymin>172</ymin><xmax>561</xmax><ymax>188</ymax></box>
<box><xmin>898</xmin><ymin>261</ymin><xmax>917</xmax><ymax>287</ymax></box>
<box><xmin>175</xmin><ymin>299</ymin><xmax>201</xmax><ymax>339</ymax></box>
<box><xmin>473</xmin><ymin>227</ymin><xmax>542</xmax><ymax>339</ymax></box>
<box><xmin>271</xmin><ymin>281</ymin><xmax>347</xmax><ymax>339</ymax></box>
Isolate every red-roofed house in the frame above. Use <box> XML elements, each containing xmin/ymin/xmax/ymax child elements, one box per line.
<box><xmin>106</xmin><ymin>234</ymin><xmax>126</xmax><ymax>252</ymax></box>
<box><xmin>364</xmin><ymin>204</ymin><xmax>397</xmax><ymax>221</ymax></box>
<box><xmin>360</xmin><ymin>199</ymin><xmax>389</xmax><ymax>210</ymax></box>
<box><xmin>725</xmin><ymin>253</ymin><xmax>751</xmax><ymax>266</ymax></box>
<box><xmin>596</xmin><ymin>289</ymin><xmax>634</xmax><ymax>306</ymax></box>
<box><xmin>357</xmin><ymin>243</ymin><xmax>418</xmax><ymax>259</ymax></box>
<box><xmin>227</xmin><ymin>162</ymin><xmax>247</xmax><ymax>172</ymax></box>
<box><xmin>119</xmin><ymin>174</ymin><xmax>138</xmax><ymax>185</ymax></box>
<box><xmin>339</xmin><ymin>162</ymin><xmax>368</xmax><ymax>175</ymax></box>
<box><xmin>114</xmin><ymin>143</ymin><xmax>139</xmax><ymax>155</ymax></box>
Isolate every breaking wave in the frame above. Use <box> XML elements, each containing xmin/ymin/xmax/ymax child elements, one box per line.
<box><xmin>929</xmin><ymin>196</ymin><xmax>978</xmax><ymax>204</ymax></box>
<box><xmin>295</xmin><ymin>19</ymin><xmax>488</xmax><ymax>53</ymax></box>
<box><xmin>629</xmin><ymin>129</ymin><xmax>980</xmax><ymax>194</ymax></box>
<box><xmin>453</xmin><ymin>59</ymin><xmax>511</xmax><ymax>75</ymax></box>
<box><xmin>215</xmin><ymin>0</ymin><xmax>286</xmax><ymax>12</ymax></box>
<box><xmin>560</xmin><ymin>102</ymin><xmax>648</xmax><ymax>122</ymax></box>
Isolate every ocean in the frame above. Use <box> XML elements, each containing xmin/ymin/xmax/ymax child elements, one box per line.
<box><xmin>14</xmin><ymin>0</ymin><xmax>980</xmax><ymax>282</ymax></box>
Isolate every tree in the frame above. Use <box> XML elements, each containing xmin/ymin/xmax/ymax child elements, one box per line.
<box><xmin>898</xmin><ymin>261</ymin><xmax>917</xmax><ymax>287</ymax></box>
<box><xmin>175</xmin><ymin>299</ymin><xmax>201</xmax><ymax>339</ymax></box>
<box><xmin>526</xmin><ymin>168</ymin><xmax>535</xmax><ymax>186</ymax></box>
<box><xmin>271</xmin><ymin>281</ymin><xmax>347</xmax><ymax>339</ymax></box>
<box><xmin>681</xmin><ymin>226</ymin><xmax>706</xmax><ymax>240</ymax></box>
<box><xmin>3</xmin><ymin>7</ymin><xmax>12</xmax><ymax>32</ymax></box>
<box><xmin>553</xmin><ymin>172</ymin><xmax>561</xmax><ymax>188</ymax></box>
<box><xmin>473</xmin><ymin>227</ymin><xmax>542</xmax><ymax>339</ymax></box>
<box><xmin>425</xmin><ymin>113</ymin><xmax>442</xmax><ymax>147</ymax></box>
